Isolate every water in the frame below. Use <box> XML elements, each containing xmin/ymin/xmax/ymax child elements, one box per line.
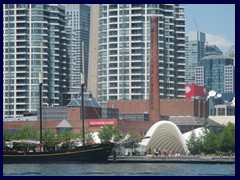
<box><xmin>3</xmin><ymin>163</ymin><xmax>235</xmax><ymax>176</ymax></box>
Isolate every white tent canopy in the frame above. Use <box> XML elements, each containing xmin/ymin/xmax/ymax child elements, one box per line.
<box><xmin>5</xmin><ymin>140</ymin><xmax>40</xmax><ymax>148</ymax></box>
<box><xmin>140</xmin><ymin>121</ymin><xmax>188</xmax><ymax>155</ymax></box>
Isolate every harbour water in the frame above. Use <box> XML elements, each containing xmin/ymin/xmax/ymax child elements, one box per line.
<box><xmin>3</xmin><ymin>163</ymin><xmax>235</xmax><ymax>176</ymax></box>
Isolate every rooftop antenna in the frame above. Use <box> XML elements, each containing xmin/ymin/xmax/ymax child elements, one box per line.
<box><xmin>207</xmin><ymin>90</ymin><xmax>216</xmax><ymax>100</ymax></box>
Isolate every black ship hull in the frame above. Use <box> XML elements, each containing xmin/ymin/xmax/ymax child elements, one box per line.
<box><xmin>3</xmin><ymin>142</ymin><xmax>114</xmax><ymax>164</ymax></box>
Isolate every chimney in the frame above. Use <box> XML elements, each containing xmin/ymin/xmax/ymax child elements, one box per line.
<box><xmin>149</xmin><ymin>16</ymin><xmax>160</xmax><ymax>123</ymax></box>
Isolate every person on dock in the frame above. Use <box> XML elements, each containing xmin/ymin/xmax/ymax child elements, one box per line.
<box><xmin>164</xmin><ymin>149</ymin><xmax>166</xmax><ymax>156</ymax></box>
<box><xmin>147</xmin><ymin>148</ymin><xmax>152</xmax><ymax>155</ymax></box>
<box><xmin>169</xmin><ymin>148</ymin><xmax>173</xmax><ymax>157</ymax></box>
<box><xmin>166</xmin><ymin>149</ymin><xmax>169</xmax><ymax>156</ymax></box>
<box><xmin>153</xmin><ymin>148</ymin><xmax>156</xmax><ymax>156</ymax></box>
<box><xmin>112</xmin><ymin>148</ymin><xmax>117</xmax><ymax>163</ymax></box>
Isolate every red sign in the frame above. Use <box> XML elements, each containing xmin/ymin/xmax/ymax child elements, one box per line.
<box><xmin>88</xmin><ymin>120</ymin><xmax>117</xmax><ymax>127</ymax></box>
<box><xmin>185</xmin><ymin>84</ymin><xmax>207</xmax><ymax>99</ymax></box>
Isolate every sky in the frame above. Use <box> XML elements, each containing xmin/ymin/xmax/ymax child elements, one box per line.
<box><xmin>184</xmin><ymin>4</ymin><xmax>235</xmax><ymax>54</ymax></box>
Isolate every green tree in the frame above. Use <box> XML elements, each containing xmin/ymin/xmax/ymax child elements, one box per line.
<box><xmin>4</xmin><ymin>124</ymin><xmax>39</xmax><ymax>151</ymax></box>
<box><xmin>16</xmin><ymin>124</ymin><xmax>38</xmax><ymax>140</ymax></box>
<box><xmin>186</xmin><ymin>130</ymin><xmax>203</xmax><ymax>155</ymax></box>
<box><xmin>85</xmin><ymin>130</ymin><xmax>94</xmax><ymax>144</ymax></box>
<box><xmin>218</xmin><ymin>122</ymin><xmax>235</xmax><ymax>153</ymax></box>
<box><xmin>3</xmin><ymin>131</ymin><xmax>17</xmax><ymax>141</ymax></box>
<box><xmin>3</xmin><ymin>131</ymin><xmax>17</xmax><ymax>150</ymax></box>
<box><xmin>50</xmin><ymin>131</ymin><xmax>74</xmax><ymax>150</ymax></box>
<box><xmin>98</xmin><ymin>126</ymin><xmax>123</xmax><ymax>143</ymax></box>
<box><xmin>58</xmin><ymin>131</ymin><xmax>75</xmax><ymax>140</ymax></box>
<box><xmin>202</xmin><ymin>127</ymin><xmax>219</xmax><ymax>154</ymax></box>
<box><xmin>122</xmin><ymin>131</ymin><xmax>140</xmax><ymax>153</ymax></box>
<box><xmin>42</xmin><ymin>129</ymin><xmax>58</xmax><ymax>151</ymax></box>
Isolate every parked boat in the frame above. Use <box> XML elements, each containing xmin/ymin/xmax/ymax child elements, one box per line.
<box><xmin>3</xmin><ymin>141</ymin><xmax>114</xmax><ymax>164</ymax></box>
<box><xmin>3</xmin><ymin>42</ymin><xmax>115</xmax><ymax>163</ymax></box>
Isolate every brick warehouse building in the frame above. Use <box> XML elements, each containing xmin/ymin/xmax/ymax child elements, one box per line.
<box><xmin>106</xmin><ymin>99</ymin><xmax>208</xmax><ymax>118</ymax></box>
<box><xmin>4</xmin><ymin>97</ymin><xmax>216</xmax><ymax>136</ymax></box>
<box><xmin>105</xmin><ymin>98</ymin><xmax>218</xmax><ymax>134</ymax></box>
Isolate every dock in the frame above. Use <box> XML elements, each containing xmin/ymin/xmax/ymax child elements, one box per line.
<box><xmin>108</xmin><ymin>155</ymin><xmax>235</xmax><ymax>164</ymax></box>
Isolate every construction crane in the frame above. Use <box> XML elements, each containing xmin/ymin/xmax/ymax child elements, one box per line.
<box><xmin>193</xmin><ymin>18</ymin><xmax>199</xmax><ymax>32</ymax></box>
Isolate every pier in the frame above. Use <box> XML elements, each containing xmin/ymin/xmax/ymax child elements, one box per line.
<box><xmin>108</xmin><ymin>155</ymin><xmax>235</xmax><ymax>164</ymax></box>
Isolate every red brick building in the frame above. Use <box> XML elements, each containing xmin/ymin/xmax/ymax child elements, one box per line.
<box><xmin>106</xmin><ymin>98</ymin><xmax>208</xmax><ymax>118</ymax></box>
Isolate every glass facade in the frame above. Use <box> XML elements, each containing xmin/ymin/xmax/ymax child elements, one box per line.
<box><xmin>204</xmin><ymin>45</ymin><xmax>223</xmax><ymax>57</ymax></box>
<box><xmin>97</xmin><ymin>4</ymin><xmax>185</xmax><ymax>103</ymax></box>
<box><xmin>3</xmin><ymin>4</ymin><xmax>71</xmax><ymax>118</ymax></box>
<box><xmin>195</xmin><ymin>55</ymin><xmax>234</xmax><ymax>94</ymax></box>
<box><xmin>65</xmin><ymin>4</ymin><xmax>90</xmax><ymax>97</ymax></box>
<box><xmin>185</xmin><ymin>31</ymin><xmax>205</xmax><ymax>85</ymax></box>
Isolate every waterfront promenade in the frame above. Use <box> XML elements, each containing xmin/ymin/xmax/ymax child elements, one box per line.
<box><xmin>108</xmin><ymin>155</ymin><xmax>235</xmax><ymax>164</ymax></box>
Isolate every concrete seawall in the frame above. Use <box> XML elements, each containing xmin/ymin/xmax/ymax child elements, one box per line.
<box><xmin>108</xmin><ymin>155</ymin><xmax>235</xmax><ymax>164</ymax></box>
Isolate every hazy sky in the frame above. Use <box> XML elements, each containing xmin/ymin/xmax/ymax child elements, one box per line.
<box><xmin>184</xmin><ymin>4</ymin><xmax>235</xmax><ymax>54</ymax></box>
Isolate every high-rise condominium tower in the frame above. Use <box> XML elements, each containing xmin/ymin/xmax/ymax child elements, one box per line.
<box><xmin>3</xmin><ymin>4</ymin><xmax>71</xmax><ymax>118</ymax></box>
<box><xmin>96</xmin><ymin>4</ymin><xmax>185</xmax><ymax>103</ymax></box>
<box><xmin>65</xmin><ymin>4</ymin><xmax>90</xmax><ymax>97</ymax></box>
<box><xmin>185</xmin><ymin>31</ymin><xmax>205</xmax><ymax>85</ymax></box>
<box><xmin>195</xmin><ymin>55</ymin><xmax>234</xmax><ymax>94</ymax></box>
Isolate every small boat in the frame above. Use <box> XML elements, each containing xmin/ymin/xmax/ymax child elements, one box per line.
<box><xmin>3</xmin><ymin>42</ymin><xmax>115</xmax><ymax>163</ymax></box>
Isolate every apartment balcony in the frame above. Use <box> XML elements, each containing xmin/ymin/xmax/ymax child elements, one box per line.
<box><xmin>176</xmin><ymin>43</ymin><xmax>185</xmax><ymax>47</ymax></box>
<box><xmin>175</xmin><ymin>23</ymin><xmax>185</xmax><ymax>27</ymax></box>
<box><xmin>16</xmin><ymin>95</ymin><xmax>29</xmax><ymax>99</ymax></box>
<box><xmin>176</xmin><ymin>50</ymin><xmax>185</xmax><ymax>54</ymax></box>
<box><xmin>175</xmin><ymin>29</ymin><xmax>185</xmax><ymax>34</ymax></box>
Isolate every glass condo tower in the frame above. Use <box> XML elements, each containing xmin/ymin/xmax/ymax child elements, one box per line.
<box><xmin>3</xmin><ymin>4</ymin><xmax>71</xmax><ymax>118</ymax></box>
<box><xmin>97</xmin><ymin>4</ymin><xmax>186</xmax><ymax>103</ymax></box>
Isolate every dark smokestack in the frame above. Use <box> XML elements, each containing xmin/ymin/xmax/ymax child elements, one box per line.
<box><xmin>149</xmin><ymin>16</ymin><xmax>160</xmax><ymax>123</ymax></box>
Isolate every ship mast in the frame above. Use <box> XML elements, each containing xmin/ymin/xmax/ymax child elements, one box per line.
<box><xmin>81</xmin><ymin>41</ymin><xmax>85</xmax><ymax>145</ymax></box>
<box><xmin>39</xmin><ymin>41</ymin><xmax>43</xmax><ymax>151</ymax></box>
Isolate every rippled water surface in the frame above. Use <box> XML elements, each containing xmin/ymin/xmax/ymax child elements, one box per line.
<box><xmin>3</xmin><ymin>163</ymin><xmax>235</xmax><ymax>176</ymax></box>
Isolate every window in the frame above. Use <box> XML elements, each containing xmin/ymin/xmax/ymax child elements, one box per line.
<box><xmin>218</xmin><ymin>108</ymin><xmax>225</xmax><ymax>115</ymax></box>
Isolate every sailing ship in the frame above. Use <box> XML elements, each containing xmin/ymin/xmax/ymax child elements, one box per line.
<box><xmin>3</xmin><ymin>42</ymin><xmax>115</xmax><ymax>163</ymax></box>
<box><xmin>3</xmin><ymin>141</ymin><xmax>114</xmax><ymax>163</ymax></box>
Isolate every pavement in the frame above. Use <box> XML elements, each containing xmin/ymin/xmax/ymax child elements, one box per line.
<box><xmin>108</xmin><ymin>155</ymin><xmax>235</xmax><ymax>164</ymax></box>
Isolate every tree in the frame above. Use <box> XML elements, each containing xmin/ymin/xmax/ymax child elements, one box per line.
<box><xmin>202</xmin><ymin>127</ymin><xmax>219</xmax><ymax>154</ymax></box>
<box><xmin>122</xmin><ymin>131</ymin><xmax>140</xmax><ymax>154</ymax></box>
<box><xmin>186</xmin><ymin>130</ymin><xmax>203</xmax><ymax>155</ymax></box>
<box><xmin>3</xmin><ymin>131</ymin><xmax>17</xmax><ymax>141</ymax></box>
<box><xmin>3</xmin><ymin>131</ymin><xmax>17</xmax><ymax>150</ymax></box>
<box><xmin>4</xmin><ymin>124</ymin><xmax>39</xmax><ymax>151</ymax></box>
<box><xmin>98</xmin><ymin>126</ymin><xmax>124</xmax><ymax>143</ymax></box>
<box><xmin>218</xmin><ymin>122</ymin><xmax>235</xmax><ymax>153</ymax></box>
<box><xmin>56</xmin><ymin>131</ymin><xmax>75</xmax><ymax>149</ymax></box>
<box><xmin>16</xmin><ymin>124</ymin><xmax>38</xmax><ymax>140</ymax></box>
<box><xmin>42</xmin><ymin>129</ymin><xmax>58</xmax><ymax>151</ymax></box>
